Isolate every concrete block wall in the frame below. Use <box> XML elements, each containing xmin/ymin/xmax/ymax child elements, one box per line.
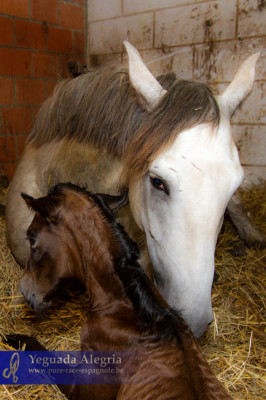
<box><xmin>88</xmin><ymin>0</ymin><xmax>266</xmax><ymax>185</ymax></box>
<box><xmin>0</xmin><ymin>0</ymin><xmax>87</xmax><ymax>180</ymax></box>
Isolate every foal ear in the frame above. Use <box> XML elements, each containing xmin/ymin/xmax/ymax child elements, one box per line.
<box><xmin>21</xmin><ymin>192</ymin><xmax>59</xmax><ymax>220</ymax></box>
<box><xmin>218</xmin><ymin>53</ymin><xmax>260</xmax><ymax>117</ymax></box>
<box><xmin>123</xmin><ymin>41</ymin><xmax>167</xmax><ymax>111</ymax></box>
<box><xmin>21</xmin><ymin>192</ymin><xmax>36</xmax><ymax>209</ymax></box>
<box><xmin>95</xmin><ymin>190</ymin><xmax>129</xmax><ymax>214</ymax></box>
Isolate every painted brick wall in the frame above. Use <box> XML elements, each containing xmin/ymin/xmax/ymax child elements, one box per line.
<box><xmin>0</xmin><ymin>0</ymin><xmax>86</xmax><ymax>180</ymax></box>
<box><xmin>87</xmin><ymin>0</ymin><xmax>266</xmax><ymax>185</ymax></box>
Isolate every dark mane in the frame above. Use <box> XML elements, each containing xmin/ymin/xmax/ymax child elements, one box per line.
<box><xmin>27</xmin><ymin>65</ymin><xmax>220</xmax><ymax>175</ymax></box>
<box><xmin>114</xmin><ymin>256</ymin><xmax>186</xmax><ymax>341</ymax></box>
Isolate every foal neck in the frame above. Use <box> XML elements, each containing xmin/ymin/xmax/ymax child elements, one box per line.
<box><xmin>76</xmin><ymin>221</ymin><xmax>132</xmax><ymax>312</ymax></box>
<box><xmin>59</xmin><ymin>187</ymin><xmax>138</xmax><ymax>313</ymax></box>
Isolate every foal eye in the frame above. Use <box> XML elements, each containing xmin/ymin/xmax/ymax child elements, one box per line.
<box><xmin>150</xmin><ymin>175</ymin><xmax>169</xmax><ymax>194</ymax></box>
<box><xmin>27</xmin><ymin>236</ymin><xmax>37</xmax><ymax>248</ymax></box>
<box><xmin>29</xmin><ymin>238</ymin><xmax>35</xmax><ymax>246</ymax></box>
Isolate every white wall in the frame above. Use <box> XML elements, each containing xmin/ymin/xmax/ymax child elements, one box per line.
<box><xmin>87</xmin><ymin>0</ymin><xmax>266</xmax><ymax>185</ymax></box>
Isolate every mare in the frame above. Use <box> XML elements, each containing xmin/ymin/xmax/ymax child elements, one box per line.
<box><xmin>19</xmin><ymin>183</ymin><xmax>232</xmax><ymax>400</ymax></box>
<box><xmin>6</xmin><ymin>41</ymin><xmax>260</xmax><ymax>337</ymax></box>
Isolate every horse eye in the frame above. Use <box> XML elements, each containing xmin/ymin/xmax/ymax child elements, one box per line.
<box><xmin>150</xmin><ymin>176</ymin><xmax>168</xmax><ymax>194</ymax></box>
<box><xmin>27</xmin><ymin>236</ymin><xmax>37</xmax><ymax>248</ymax></box>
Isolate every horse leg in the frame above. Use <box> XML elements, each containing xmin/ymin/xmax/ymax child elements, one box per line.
<box><xmin>226</xmin><ymin>191</ymin><xmax>266</xmax><ymax>249</ymax></box>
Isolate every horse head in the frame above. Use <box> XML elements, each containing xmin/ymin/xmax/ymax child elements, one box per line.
<box><xmin>20</xmin><ymin>184</ymin><xmax>129</xmax><ymax>312</ymax></box>
<box><xmin>123</xmin><ymin>42</ymin><xmax>259</xmax><ymax>337</ymax></box>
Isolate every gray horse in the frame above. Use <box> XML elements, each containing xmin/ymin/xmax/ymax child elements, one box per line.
<box><xmin>6</xmin><ymin>42</ymin><xmax>260</xmax><ymax>337</ymax></box>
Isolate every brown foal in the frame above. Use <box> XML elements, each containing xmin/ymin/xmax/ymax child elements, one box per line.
<box><xmin>18</xmin><ymin>183</ymin><xmax>232</xmax><ymax>400</ymax></box>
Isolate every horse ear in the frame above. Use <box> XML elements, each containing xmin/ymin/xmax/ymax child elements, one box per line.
<box><xmin>102</xmin><ymin>190</ymin><xmax>129</xmax><ymax>212</ymax></box>
<box><xmin>21</xmin><ymin>192</ymin><xmax>36</xmax><ymax>209</ymax></box>
<box><xmin>21</xmin><ymin>192</ymin><xmax>59</xmax><ymax>220</ymax></box>
<box><xmin>218</xmin><ymin>53</ymin><xmax>260</xmax><ymax>117</ymax></box>
<box><xmin>123</xmin><ymin>41</ymin><xmax>167</xmax><ymax>111</ymax></box>
<box><xmin>95</xmin><ymin>190</ymin><xmax>129</xmax><ymax>215</ymax></box>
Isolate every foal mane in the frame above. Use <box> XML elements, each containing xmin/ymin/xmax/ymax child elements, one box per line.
<box><xmin>28</xmin><ymin>64</ymin><xmax>219</xmax><ymax>184</ymax></box>
<box><xmin>108</xmin><ymin>205</ymin><xmax>187</xmax><ymax>341</ymax></box>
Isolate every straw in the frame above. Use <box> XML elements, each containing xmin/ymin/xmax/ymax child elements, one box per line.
<box><xmin>0</xmin><ymin>180</ymin><xmax>265</xmax><ymax>399</ymax></box>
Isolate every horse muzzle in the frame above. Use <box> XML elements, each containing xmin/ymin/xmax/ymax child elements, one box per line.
<box><xmin>20</xmin><ymin>274</ymin><xmax>52</xmax><ymax>312</ymax></box>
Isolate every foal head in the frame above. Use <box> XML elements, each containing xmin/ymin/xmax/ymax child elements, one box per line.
<box><xmin>20</xmin><ymin>183</ymin><xmax>131</xmax><ymax>312</ymax></box>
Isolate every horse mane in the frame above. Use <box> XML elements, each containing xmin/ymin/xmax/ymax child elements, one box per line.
<box><xmin>28</xmin><ymin>65</ymin><xmax>220</xmax><ymax>182</ymax></box>
<box><xmin>114</xmin><ymin>258</ymin><xmax>188</xmax><ymax>342</ymax></box>
<box><xmin>27</xmin><ymin>65</ymin><xmax>145</xmax><ymax>156</ymax></box>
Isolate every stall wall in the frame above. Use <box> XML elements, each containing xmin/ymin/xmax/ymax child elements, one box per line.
<box><xmin>0</xmin><ymin>0</ymin><xmax>86</xmax><ymax>180</ymax></box>
<box><xmin>88</xmin><ymin>0</ymin><xmax>266</xmax><ymax>185</ymax></box>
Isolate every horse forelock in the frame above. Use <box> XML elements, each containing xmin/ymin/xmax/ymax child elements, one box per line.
<box><xmin>122</xmin><ymin>79</ymin><xmax>220</xmax><ymax>184</ymax></box>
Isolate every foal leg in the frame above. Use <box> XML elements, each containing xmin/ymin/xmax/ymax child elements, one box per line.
<box><xmin>226</xmin><ymin>191</ymin><xmax>266</xmax><ymax>248</ymax></box>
